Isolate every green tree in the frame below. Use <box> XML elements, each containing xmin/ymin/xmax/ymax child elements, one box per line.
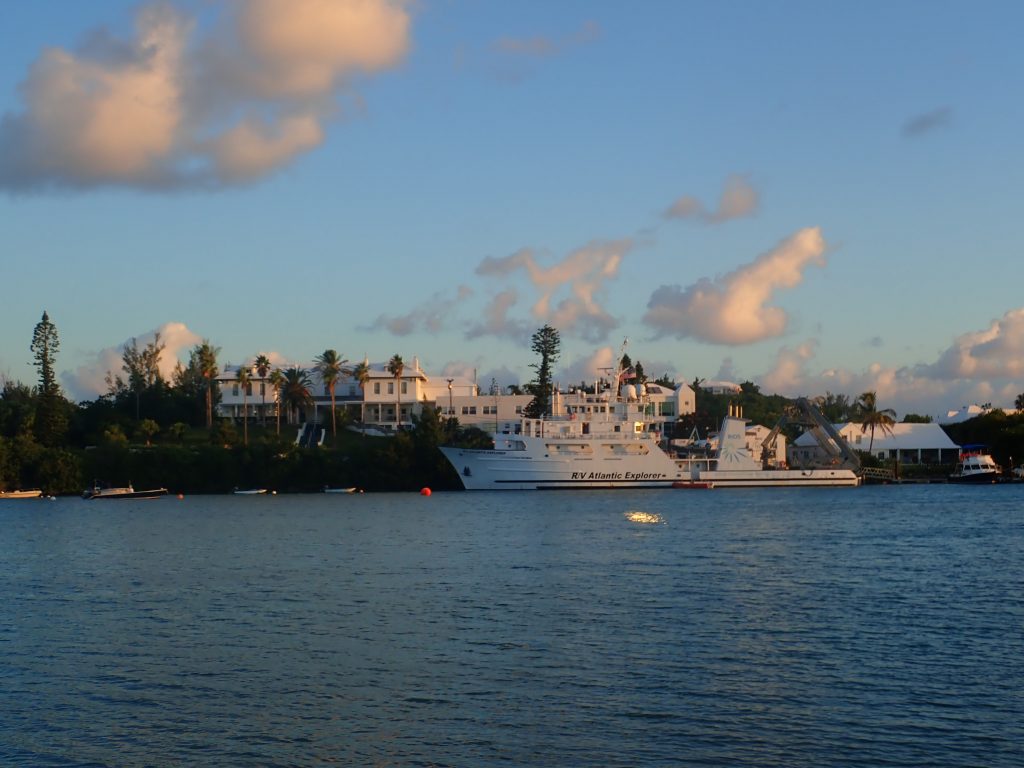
<box><xmin>855</xmin><ymin>391</ymin><xmax>896</xmax><ymax>453</ymax></box>
<box><xmin>112</xmin><ymin>333</ymin><xmax>166</xmax><ymax>420</ymax></box>
<box><xmin>138</xmin><ymin>419</ymin><xmax>160</xmax><ymax>446</ymax></box>
<box><xmin>351</xmin><ymin>360</ymin><xmax>370</xmax><ymax>432</ymax></box>
<box><xmin>269</xmin><ymin>368</ymin><xmax>286</xmax><ymax>434</ymax></box>
<box><xmin>254</xmin><ymin>354</ymin><xmax>272</xmax><ymax>426</ymax></box>
<box><xmin>186</xmin><ymin>340</ymin><xmax>220</xmax><ymax>429</ymax></box>
<box><xmin>387</xmin><ymin>354</ymin><xmax>405</xmax><ymax>429</ymax></box>
<box><xmin>315</xmin><ymin>349</ymin><xmax>348</xmax><ymax>439</ymax></box>
<box><xmin>282</xmin><ymin>367</ymin><xmax>313</xmax><ymax>425</ymax></box>
<box><xmin>524</xmin><ymin>325</ymin><xmax>560</xmax><ymax>419</ymax></box>
<box><xmin>234</xmin><ymin>364</ymin><xmax>253</xmax><ymax>446</ymax></box>
<box><xmin>30</xmin><ymin>311</ymin><xmax>67</xmax><ymax>447</ymax></box>
<box><xmin>169</xmin><ymin>422</ymin><xmax>188</xmax><ymax>443</ymax></box>
<box><xmin>815</xmin><ymin>392</ymin><xmax>852</xmax><ymax>423</ymax></box>
<box><xmin>1015</xmin><ymin>392</ymin><xmax>1024</xmax><ymax>412</ymax></box>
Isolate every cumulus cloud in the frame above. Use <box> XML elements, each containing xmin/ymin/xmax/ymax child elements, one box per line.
<box><xmin>902</xmin><ymin>106</ymin><xmax>952</xmax><ymax>138</ymax></box>
<box><xmin>753</xmin><ymin>308</ymin><xmax>1024</xmax><ymax>418</ymax></box>
<box><xmin>364</xmin><ymin>285</ymin><xmax>472</xmax><ymax>337</ymax></box>
<box><xmin>62</xmin><ymin>321</ymin><xmax>201</xmax><ymax>400</ymax></box>
<box><xmin>0</xmin><ymin>0</ymin><xmax>412</xmax><ymax>191</ymax></box>
<box><xmin>924</xmin><ymin>308</ymin><xmax>1024</xmax><ymax>380</ymax></box>
<box><xmin>643</xmin><ymin>227</ymin><xmax>827</xmax><ymax>345</ymax></box>
<box><xmin>475</xmin><ymin>239</ymin><xmax>629</xmax><ymax>342</ymax></box>
<box><xmin>663</xmin><ymin>175</ymin><xmax>759</xmax><ymax>224</ymax></box>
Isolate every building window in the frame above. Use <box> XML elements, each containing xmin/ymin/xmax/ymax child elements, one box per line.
<box><xmin>232</xmin><ymin>384</ymin><xmax>239</xmax><ymax>396</ymax></box>
<box><xmin>260</xmin><ymin>382</ymin><xmax>266</xmax><ymax>396</ymax></box>
<box><xmin>515</xmin><ymin>405</ymin><xmax>523</xmax><ymax>414</ymax></box>
<box><xmin>401</xmin><ymin>381</ymin><xmax>408</xmax><ymax>394</ymax></box>
<box><xmin>388</xmin><ymin>382</ymin><xmax>394</xmax><ymax>395</ymax></box>
<box><xmin>374</xmin><ymin>382</ymin><xmax>380</xmax><ymax>395</ymax></box>
<box><xmin>246</xmin><ymin>384</ymin><xmax>253</xmax><ymax>396</ymax></box>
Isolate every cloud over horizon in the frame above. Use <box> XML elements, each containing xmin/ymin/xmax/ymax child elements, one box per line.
<box><xmin>0</xmin><ymin>0</ymin><xmax>412</xmax><ymax>191</ymax></box>
<box><xmin>643</xmin><ymin>227</ymin><xmax>827</xmax><ymax>345</ymax></box>
<box><xmin>753</xmin><ymin>307</ymin><xmax>1024</xmax><ymax>418</ymax></box>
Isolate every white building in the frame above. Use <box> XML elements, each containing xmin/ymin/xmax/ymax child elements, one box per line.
<box><xmin>792</xmin><ymin>422</ymin><xmax>960</xmax><ymax>464</ymax></box>
<box><xmin>217</xmin><ymin>359</ymin><xmax>697</xmax><ymax>437</ymax></box>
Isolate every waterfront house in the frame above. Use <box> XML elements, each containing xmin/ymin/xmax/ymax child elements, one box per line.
<box><xmin>792</xmin><ymin>422</ymin><xmax>960</xmax><ymax>465</ymax></box>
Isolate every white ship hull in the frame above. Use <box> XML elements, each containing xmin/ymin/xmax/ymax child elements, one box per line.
<box><xmin>440</xmin><ymin>436</ymin><xmax>683</xmax><ymax>490</ymax></box>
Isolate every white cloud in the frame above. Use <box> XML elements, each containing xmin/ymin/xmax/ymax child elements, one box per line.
<box><xmin>643</xmin><ymin>227</ymin><xmax>827</xmax><ymax>345</ymax></box>
<box><xmin>753</xmin><ymin>308</ymin><xmax>1024</xmax><ymax>417</ymax></box>
<box><xmin>0</xmin><ymin>0</ymin><xmax>412</xmax><ymax>191</ymax></box>
<box><xmin>924</xmin><ymin>308</ymin><xmax>1024</xmax><ymax>380</ymax></box>
<box><xmin>475</xmin><ymin>239</ymin><xmax>629</xmax><ymax>342</ymax></box>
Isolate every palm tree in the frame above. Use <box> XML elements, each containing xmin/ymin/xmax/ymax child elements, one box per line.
<box><xmin>856</xmin><ymin>391</ymin><xmax>896</xmax><ymax>453</ymax></box>
<box><xmin>387</xmin><ymin>354</ymin><xmax>404</xmax><ymax>429</ymax></box>
<box><xmin>196</xmin><ymin>340</ymin><xmax>220</xmax><ymax>429</ymax></box>
<box><xmin>254</xmin><ymin>354</ymin><xmax>271</xmax><ymax>426</ymax></box>
<box><xmin>234</xmin><ymin>364</ymin><xmax>253</xmax><ymax>446</ymax></box>
<box><xmin>351</xmin><ymin>359</ymin><xmax>371</xmax><ymax>432</ymax></box>
<box><xmin>269</xmin><ymin>368</ymin><xmax>285</xmax><ymax>435</ymax></box>
<box><xmin>282</xmin><ymin>367</ymin><xmax>313</xmax><ymax>425</ymax></box>
<box><xmin>314</xmin><ymin>349</ymin><xmax>348</xmax><ymax>439</ymax></box>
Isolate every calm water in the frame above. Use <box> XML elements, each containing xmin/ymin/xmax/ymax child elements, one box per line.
<box><xmin>2</xmin><ymin>486</ymin><xmax>1022</xmax><ymax>767</ymax></box>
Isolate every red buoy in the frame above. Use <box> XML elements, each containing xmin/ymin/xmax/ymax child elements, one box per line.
<box><xmin>420</xmin><ymin>487</ymin><xmax>432</xmax><ymax>496</ymax></box>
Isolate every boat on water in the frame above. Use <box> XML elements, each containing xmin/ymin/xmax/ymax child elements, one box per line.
<box><xmin>440</xmin><ymin>384</ymin><xmax>685</xmax><ymax>490</ymax></box>
<box><xmin>676</xmin><ymin>406</ymin><xmax>860</xmax><ymax>487</ymax></box>
<box><xmin>0</xmin><ymin>489</ymin><xmax>44</xmax><ymax>499</ymax></box>
<box><xmin>439</xmin><ymin>385</ymin><xmax>860</xmax><ymax>490</ymax></box>
<box><xmin>82</xmin><ymin>484</ymin><xmax>168</xmax><ymax>500</ymax></box>
<box><xmin>233</xmin><ymin>488</ymin><xmax>271</xmax><ymax>495</ymax></box>
<box><xmin>949</xmin><ymin>446</ymin><xmax>1000</xmax><ymax>484</ymax></box>
<box><xmin>323</xmin><ymin>486</ymin><xmax>357</xmax><ymax>494</ymax></box>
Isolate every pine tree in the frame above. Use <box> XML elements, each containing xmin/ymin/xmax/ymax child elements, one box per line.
<box><xmin>524</xmin><ymin>325</ymin><xmax>561</xmax><ymax>419</ymax></box>
<box><xmin>30</xmin><ymin>311</ymin><xmax>67</xmax><ymax>447</ymax></box>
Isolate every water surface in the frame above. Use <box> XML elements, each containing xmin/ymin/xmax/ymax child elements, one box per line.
<box><xmin>2</xmin><ymin>486</ymin><xmax>1022</xmax><ymax>766</ymax></box>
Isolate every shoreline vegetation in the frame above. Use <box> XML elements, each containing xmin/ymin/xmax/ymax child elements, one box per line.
<box><xmin>4</xmin><ymin>313</ymin><xmax>1024</xmax><ymax>495</ymax></box>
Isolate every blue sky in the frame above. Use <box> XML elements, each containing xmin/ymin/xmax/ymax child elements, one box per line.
<box><xmin>2</xmin><ymin>0</ymin><xmax>1023</xmax><ymax>418</ymax></box>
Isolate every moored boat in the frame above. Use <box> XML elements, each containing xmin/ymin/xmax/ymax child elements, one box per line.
<box><xmin>82</xmin><ymin>484</ymin><xmax>168</xmax><ymax>500</ymax></box>
<box><xmin>0</xmin><ymin>489</ymin><xmax>44</xmax><ymax>499</ymax></box>
<box><xmin>949</xmin><ymin>446</ymin><xmax>1000</xmax><ymax>484</ymax></box>
<box><xmin>323</xmin><ymin>486</ymin><xmax>357</xmax><ymax>494</ymax></box>
<box><xmin>233</xmin><ymin>488</ymin><xmax>270</xmax><ymax>495</ymax></box>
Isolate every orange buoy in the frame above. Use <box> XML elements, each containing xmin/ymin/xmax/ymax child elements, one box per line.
<box><xmin>420</xmin><ymin>487</ymin><xmax>432</xmax><ymax>496</ymax></box>
<box><xmin>177</xmin><ymin>493</ymin><xmax>185</xmax><ymax>500</ymax></box>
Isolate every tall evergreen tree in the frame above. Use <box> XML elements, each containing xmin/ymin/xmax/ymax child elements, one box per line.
<box><xmin>524</xmin><ymin>324</ymin><xmax>560</xmax><ymax>419</ymax></box>
<box><xmin>30</xmin><ymin>311</ymin><xmax>67</xmax><ymax>446</ymax></box>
